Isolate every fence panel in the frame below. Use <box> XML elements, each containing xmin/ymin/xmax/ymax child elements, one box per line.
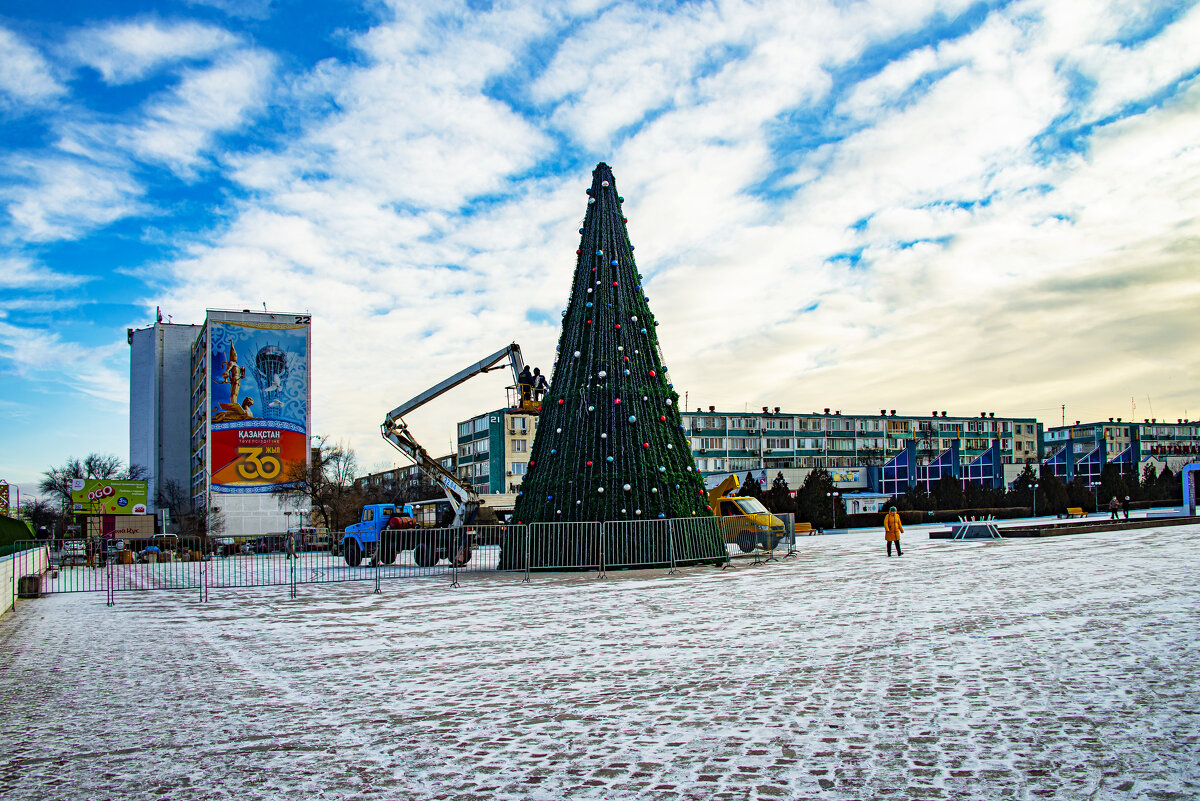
<box><xmin>603</xmin><ymin>519</ymin><xmax>674</xmax><ymax>570</ymax></box>
<box><xmin>668</xmin><ymin>517</ymin><xmax>730</xmax><ymax>565</ymax></box>
<box><xmin>108</xmin><ymin>536</ymin><xmax>204</xmax><ymax>592</ymax></box>
<box><xmin>504</xmin><ymin>522</ymin><xmax>603</xmax><ymax>572</ymax></box>
<box><xmin>719</xmin><ymin>514</ymin><xmax>789</xmax><ymax>555</ymax></box>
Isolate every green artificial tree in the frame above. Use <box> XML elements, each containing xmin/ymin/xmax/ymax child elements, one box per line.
<box><xmin>513</xmin><ymin>163</ymin><xmax>711</xmax><ymax>524</ymax></box>
<box><xmin>505</xmin><ymin>163</ymin><xmax>724</xmax><ymax>569</ymax></box>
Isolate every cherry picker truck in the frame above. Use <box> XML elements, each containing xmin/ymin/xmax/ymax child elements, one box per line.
<box><xmin>337</xmin><ymin>343</ymin><xmax>539</xmax><ymax>568</ymax></box>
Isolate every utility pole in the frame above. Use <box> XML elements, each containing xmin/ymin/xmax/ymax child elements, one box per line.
<box><xmin>1061</xmin><ymin>404</ymin><xmax>1065</xmax><ymax>426</ymax></box>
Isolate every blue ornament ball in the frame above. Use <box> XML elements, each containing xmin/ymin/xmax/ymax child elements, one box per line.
<box><xmin>628</xmin><ymin>415</ymin><xmax>637</xmax><ymax>423</ymax></box>
<box><xmin>606</xmin><ymin>456</ymin><xmax>614</xmax><ymax>463</ymax></box>
<box><xmin>610</xmin><ymin>259</ymin><xmax>618</xmax><ymax>266</ymax></box>
<box><xmin>640</xmin><ymin>328</ymin><xmax>647</xmax><ymax>334</ymax></box>
<box><xmin>595</xmin><ymin>249</ymin><xmax>603</xmax><ymax>256</ymax></box>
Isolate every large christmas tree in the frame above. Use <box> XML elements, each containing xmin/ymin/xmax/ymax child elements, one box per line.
<box><xmin>512</xmin><ymin>163</ymin><xmax>715</xmax><ymax>526</ymax></box>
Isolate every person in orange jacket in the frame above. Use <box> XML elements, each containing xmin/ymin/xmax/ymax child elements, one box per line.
<box><xmin>884</xmin><ymin>506</ymin><xmax>904</xmax><ymax>557</ymax></box>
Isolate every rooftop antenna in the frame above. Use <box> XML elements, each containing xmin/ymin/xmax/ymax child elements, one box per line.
<box><xmin>262</xmin><ymin>301</ymin><xmax>268</xmax><ymax>311</ymax></box>
<box><xmin>1146</xmin><ymin>395</ymin><xmax>1155</xmax><ymax>419</ymax></box>
<box><xmin>1061</xmin><ymin>404</ymin><xmax>1065</xmax><ymax>427</ymax></box>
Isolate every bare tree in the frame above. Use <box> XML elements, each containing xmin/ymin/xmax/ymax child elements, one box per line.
<box><xmin>277</xmin><ymin>438</ymin><xmax>361</xmax><ymax>533</ymax></box>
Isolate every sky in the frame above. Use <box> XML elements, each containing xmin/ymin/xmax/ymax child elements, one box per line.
<box><xmin>1</xmin><ymin>0</ymin><xmax>1198</xmax><ymax>500</ymax></box>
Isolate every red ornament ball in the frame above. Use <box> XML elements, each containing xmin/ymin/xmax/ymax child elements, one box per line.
<box><xmin>649</xmin><ymin>370</ymin><xmax>656</xmax><ymax>377</ymax></box>
<box><xmin>612</xmin><ymin>281</ymin><xmax>618</xmax><ymax>286</ymax></box>
<box><xmin>576</xmin><ymin>249</ymin><xmax>581</xmax><ymax>255</ymax></box>
<box><xmin>557</xmin><ymin>399</ymin><xmax>564</xmax><ymax>405</ymax></box>
<box><xmin>586</xmin><ymin>319</ymin><xmax>592</xmax><ymax>324</ymax></box>
<box><xmin>614</xmin><ymin>398</ymin><xmax>622</xmax><ymax>404</ymax></box>
<box><xmin>642</xmin><ymin>442</ymin><xmax>649</xmax><ymax>448</ymax></box>
<box><xmin>706</xmin><ymin>505</ymin><xmax>712</xmax><ymax>511</ymax></box>
<box><xmin>615</xmin><ymin>324</ymin><xmax>621</xmax><ymax>329</ymax></box>
<box><xmin>659</xmin><ymin>415</ymin><xmax>666</xmax><ymax>422</ymax></box>
<box><xmin>623</xmin><ymin>355</ymin><xmax>629</xmax><ymax>361</ymax></box>
<box><xmin>586</xmin><ymin>460</ymin><xmax>593</xmax><ymax>467</ymax></box>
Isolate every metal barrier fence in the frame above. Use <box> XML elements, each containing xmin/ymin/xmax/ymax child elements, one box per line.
<box><xmin>7</xmin><ymin>515</ymin><xmax>798</xmax><ymax>605</ymax></box>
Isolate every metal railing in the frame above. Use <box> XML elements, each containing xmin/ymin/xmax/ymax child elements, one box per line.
<box><xmin>7</xmin><ymin>514</ymin><xmax>803</xmax><ymax>605</ymax></box>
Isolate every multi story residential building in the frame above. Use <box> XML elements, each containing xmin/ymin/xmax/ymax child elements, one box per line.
<box><xmin>455</xmin><ymin>409</ymin><xmax>540</xmax><ymax>494</ymax></box>
<box><xmin>353</xmin><ymin>455</ymin><xmax>456</xmax><ymax>499</ymax></box>
<box><xmin>128</xmin><ymin>319</ymin><xmax>203</xmax><ymax>509</ymax></box>
<box><xmin>1042</xmin><ymin>418</ymin><xmax>1200</xmax><ymax>481</ymax></box>
<box><xmin>682</xmin><ymin>407</ymin><xmax>1041</xmax><ymax>476</ymax></box>
<box><xmin>131</xmin><ymin>309</ymin><xmax>311</xmax><ymax>536</ymax></box>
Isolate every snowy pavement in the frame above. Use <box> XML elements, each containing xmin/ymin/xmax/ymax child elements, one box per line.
<box><xmin>2</xmin><ymin>523</ymin><xmax>1199</xmax><ymax>801</ymax></box>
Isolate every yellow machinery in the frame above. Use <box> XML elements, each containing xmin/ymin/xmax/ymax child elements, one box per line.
<box><xmin>708</xmin><ymin>475</ymin><xmax>787</xmax><ymax>552</ymax></box>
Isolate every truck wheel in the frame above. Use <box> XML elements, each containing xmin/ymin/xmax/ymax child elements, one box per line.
<box><xmin>453</xmin><ymin>547</ymin><xmax>473</xmax><ymax>566</ymax></box>
<box><xmin>378</xmin><ymin>542</ymin><xmax>397</xmax><ymax>565</ymax></box>
<box><xmin>736</xmin><ymin>531</ymin><xmax>755</xmax><ymax>553</ymax></box>
<box><xmin>344</xmin><ymin>539</ymin><xmax>362</xmax><ymax>567</ymax></box>
<box><xmin>413</xmin><ymin>543</ymin><xmax>438</xmax><ymax>568</ymax></box>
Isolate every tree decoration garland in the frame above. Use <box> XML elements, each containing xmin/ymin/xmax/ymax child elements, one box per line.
<box><xmin>511</xmin><ymin>162</ymin><xmax>711</xmax><ymax>524</ymax></box>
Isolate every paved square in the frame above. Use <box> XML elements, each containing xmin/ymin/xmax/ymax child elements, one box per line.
<box><xmin>2</xmin><ymin>524</ymin><xmax>1199</xmax><ymax>800</ymax></box>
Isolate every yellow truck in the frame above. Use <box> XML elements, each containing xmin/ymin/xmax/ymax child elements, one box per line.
<box><xmin>708</xmin><ymin>475</ymin><xmax>788</xmax><ymax>553</ymax></box>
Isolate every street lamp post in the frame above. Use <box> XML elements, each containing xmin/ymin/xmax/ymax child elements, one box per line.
<box><xmin>826</xmin><ymin>490</ymin><xmax>840</xmax><ymax>527</ymax></box>
<box><xmin>1088</xmin><ymin>481</ymin><xmax>1100</xmax><ymax>513</ymax></box>
<box><xmin>1031</xmin><ymin>482</ymin><xmax>1039</xmax><ymax>517</ymax></box>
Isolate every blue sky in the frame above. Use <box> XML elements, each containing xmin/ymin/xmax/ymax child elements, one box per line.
<box><xmin>2</xmin><ymin>0</ymin><xmax>1199</xmax><ymax>499</ymax></box>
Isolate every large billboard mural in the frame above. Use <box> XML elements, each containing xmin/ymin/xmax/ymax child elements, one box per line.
<box><xmin>209</xmin><ymin>320</ymin><xmax>309</xmax><ymax>494</ymax></box>
<box><xmin>71</xmin><ymin>479</ymin><xmax>148</xmax><ymax>514</ymax></box>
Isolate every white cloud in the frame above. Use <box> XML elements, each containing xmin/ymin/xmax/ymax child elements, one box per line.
<box><xmin>2</xmin><ymin>157</ymin><xmax>146</xmax><ymax>241</ymax></box>
<box><xmin>0</xmin><ymin>27</ymin><xmax>66</xmax><ymax>107</ymax></box>
<box><xmin>5</xmin><ymin>0</ymin><xmax>1199</xmax><ymax>478</ymax></box>
<box><xmin>66</xmin><ymin>19</ymin><xmax>240</xmax><ymax>84</ymax></box>
<box><xmin>122</xmin><ymin>49</ymin><xmax>276</xmax><ymax>175</ymax></box>
<box><xmin>0</xmin><ymin>257</ymin><xmax>89</xmax><ymax>289</ymax></box>
<box><xmin>0</xmin><ymin>320</ymin><xmax>127</xmax><ymax>404</ymax></box>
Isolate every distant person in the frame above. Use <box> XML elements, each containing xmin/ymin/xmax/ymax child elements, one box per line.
<box><xmin>1122</xmin><ymin>496</ymin><xmax>1131</xmax><ymax>519</ymax></box>
<box><xmin>532</xmin><ymin>367</ymin><xmax>548</xmax><ymax>402</ymax></box>
<box><xmin>518</xmin><ymin>365</ymin><xmax>534</xmax><ymax>402</ymax></box>
<box><xmin>884</xmin><ymin>506</ymin><xmax>904</xmax><ymax>557</ymax></box>
<box><xmin>1108</xmin><ymin>496</ymin><xmax>1120</xmax><ymax>520</ymax></box>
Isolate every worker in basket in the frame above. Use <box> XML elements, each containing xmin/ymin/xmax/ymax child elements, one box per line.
<box><xmin>518</xmin><ymin>365</ymin><xmax>534</xmax><ymax>402</ymax></box>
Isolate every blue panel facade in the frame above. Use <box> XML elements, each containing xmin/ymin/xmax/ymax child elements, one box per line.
<box><xmin>918</xmin><ymin>442</ymin><xmax>961</xmax><ymax>493</ymax></box>
<box><xmin>1073</xmin><ymin>444</ymin><xmax>1106</xmax><ymax>485</ymax></box>
<box><xmin>1043</xmin><ymin>446</ymin><xmax>1069</xmax><ymax>479</ymax></box>
<box><xmin>878</xmin><ymin>443</ymin><xmax>916</xmax><ymax>497</ymax></box>
<box><xmin>963</xmin><ymin>439</ymin><xmax>1003</xmax><ymax>489</ymax></box>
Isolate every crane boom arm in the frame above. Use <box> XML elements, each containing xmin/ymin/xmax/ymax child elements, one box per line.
<box><xmin>380</xmin><ymin>342</ymin><xmax>527</xmax><ymax>527</ymax></box>
<box><xmin>383</xmin><ymin>343</ymin><xmax>524</xmax><ymax>428</ymax></box>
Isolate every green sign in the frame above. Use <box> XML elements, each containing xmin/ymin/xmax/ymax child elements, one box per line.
<box><xmin>70</xmin><ymin>479</ymin><xmax>149</xmax><ymax>515</ymax></box>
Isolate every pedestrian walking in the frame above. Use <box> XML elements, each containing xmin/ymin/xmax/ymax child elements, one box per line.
<box><xmin>884</xmin><ymin>506</ymin><xmax>904</xmax><ymax>557</ymax></box>
<box><xmin>1108</xmin><ymin>496</ymin><xmax>1120</xmax><ymax>520</ymax></box>
<box><xmin>1122</xmin><ymin>496</ymin><xmax>1131</xmax><ymax>519</ymax></box>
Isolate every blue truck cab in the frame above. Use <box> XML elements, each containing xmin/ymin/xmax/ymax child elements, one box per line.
<box><xmin>340</xmin><ymin>503</ymin><xmax>412</xmax><ymax>566</ymax></box>
<box><xmin>339</xmin><ymin>500</ymin><xmax>470</xmax><ymax>568</ymax></box>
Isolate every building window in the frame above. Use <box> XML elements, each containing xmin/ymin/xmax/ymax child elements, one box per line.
<box><xmin>511</xmin><ymin>462</ymin><xmax>527</xmax><ymax>476</ymax></box>
<box><xmin>512</xmin><ymin>439</ymin><xmax>526</xmax><ymax>452</ymax></box>
<box><xmin>458</xmin><ymin>422</ymin><xmax>472</xmax><ymax>438</ymax></box>
<box><xmin>511</xmin><ymin>417</ymin><xmax>527</xmax><ymax>433</ymax></box>
<box><xmin>474</xmin><ymin>417</ymin><xmax>488</xmax><ymax>433</ymax></box>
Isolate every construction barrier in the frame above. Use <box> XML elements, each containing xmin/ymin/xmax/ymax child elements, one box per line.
<box><xmin>5</xmin><ymin>514</ymin><xmax>799</xmax><ymax>607</ymax></box>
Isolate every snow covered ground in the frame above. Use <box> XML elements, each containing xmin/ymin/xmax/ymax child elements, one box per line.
<box><xmin>2</xmin><ymin>523</ymin><xmax>1198</xmax><ymax>800</ymax></box>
